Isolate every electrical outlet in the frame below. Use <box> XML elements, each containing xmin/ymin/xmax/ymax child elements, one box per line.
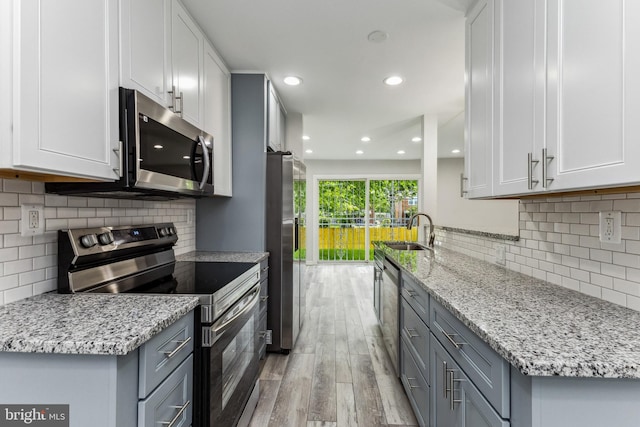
<box><xmin>21</xmin><ymin>204</ymin><xmax>45</xmax><ymax>237</ymax></box>
<box><xmin>599</xmin><ymin>211</ymin><xmax>621</xmax><ymax>244</ymax></box>
<box><xmin>495</xmin><ymin>244</ymin><xmax>506</xmax><ymax>266</ymax></box>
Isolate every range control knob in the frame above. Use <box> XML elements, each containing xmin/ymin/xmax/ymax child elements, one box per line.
<box><xmin>79</xmin><ymin>234</ymin><xmax>98</xmax><ymax>248</ymax></box>
<box><xmin>170</xmin><ymin>226</ymin><xmax>177</xmax><ymax>235</ymax></box>
<box><xmin>158</xmin><ymin>227</ymin><xmax>169</xmax><ymax>237</ymax></box>
<box><xmin>97</xmin><ymin>231</ymin><xmax>114</xmax><ymax>245</ymax></box>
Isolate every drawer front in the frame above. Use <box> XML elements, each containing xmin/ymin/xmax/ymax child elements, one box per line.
<box><xmin>259</xmin><ymin>258</ymin><xmax>269</xmax><ymax>282</ymax></box>
<box><xmin>139</xmin><ymin>310</ymin><xmax>194</xmax><ymax>398</ymax></box>
<box><xmin>400</xmin><ymin>298</ymin><xmax>429</xmax><ymax>384</ymax></box>
<box><xmin>138</xmin><ymin>354</ymin><xmax>193</xmax><ymax>427</ymax></box>
<box><xmin>400</xmin><ymin>340</ymin><xmax>429</xmax><ymax>427</ymax></box>
<box><xmin>401</xmin><ymin>273</ymin><xmax>429</xmax><ymax>321</ymax></box>
<box><xmin>430</xmin><ymin>299</ymin><xmax>509</xmax><ymax>418</ymax></box>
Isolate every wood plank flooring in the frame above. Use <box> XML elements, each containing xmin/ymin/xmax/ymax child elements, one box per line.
<box><xmin>249</xmin><ymin>264</ymin><xmax>418</xmax><ymax>427</ymax></box>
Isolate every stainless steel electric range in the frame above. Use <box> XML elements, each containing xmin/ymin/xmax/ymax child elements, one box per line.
<box><xmin>57</xmin><ymin>223</ymin><xmax>261</xmax><ymax>427</ymax></box>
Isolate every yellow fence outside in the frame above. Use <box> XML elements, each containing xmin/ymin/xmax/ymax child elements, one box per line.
<box><xmin>317</xmin><ymin>227</ymin><xmax>418</xmax><ymax>250</ymax></box>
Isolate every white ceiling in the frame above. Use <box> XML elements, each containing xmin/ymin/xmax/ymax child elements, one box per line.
<box><xmin>182</xmin><ymin>0</ymin><xmax>470</xmax><ymax>160</ymax></box>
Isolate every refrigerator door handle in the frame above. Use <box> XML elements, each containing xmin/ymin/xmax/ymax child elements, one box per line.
<box><xmin>294</xmin><ymin>217</ymin><xmax>299</xmax><ymax>252</ymax></box>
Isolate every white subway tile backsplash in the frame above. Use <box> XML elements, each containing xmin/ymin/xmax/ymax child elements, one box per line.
<box><xmin>0</xmin><ymin>179</ymin><xmax>197</xmax><ymax>305</ymax></box>
<box><xmin>437</xmin><ymin>191</ymin><xmax>640</xmax><ymax>312</ymax></box>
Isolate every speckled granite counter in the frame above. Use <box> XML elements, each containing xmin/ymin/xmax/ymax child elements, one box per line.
<box><xmin>0</xmin><ymin>293</ymin><xmax>199</xmax><ymax>355</ymax></box>
<box><xmin>177</xmin><ymin>250</ymin><xmax>268</xmax><ymax>263</ymax></box>
<box><xmin>376</xmin><ymin>242</ymin><xmax>640</xmax><ymax>379</ymax></box>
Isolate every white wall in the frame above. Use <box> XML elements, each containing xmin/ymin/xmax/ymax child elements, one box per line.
<box><xmin>438</xmin><ymin>158</ymin><xmax>519</xmax><ymax>235</ymax></box>
<box><xmin>0</xmin><ymin>179</ymin><xmax>196</xmax><ymax>305</ymax></box>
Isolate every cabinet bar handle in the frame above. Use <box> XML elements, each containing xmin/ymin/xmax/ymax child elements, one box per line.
<box><xmin>449</xmin><ymin>370</ymin><xmax>465</xmax><ymax>410</ymax></box>
<box><xmin>405</xmin><ymin>289</ymin><xmax>417</xmax><ymax>298</ymax></box>
<box><xmin>168</xmin><ymin>85</ymin><xmax>178</xmax><ymax>112</ymax></box>
<box><xmin>163</xmin><ymin>336</ymin><xmax>192</xmax><ymax>359</ymax></box>
<box><xmin>404</xmin><ymin>327</ymin><xmax>419</xmax><ymax>339</ymax></box>
<box><xmin>460</xmin><ymin>173</ymin><xmax>468</xmax><ymax>197</ymax></box>
<box><xmin>178</xmin><ymin>91</ymin><xmax>184</xmax><ymax>118</ymax></box>
<box><xmin>441</xmin><ymin>330</ymin><xmax>465</xmax><ymax>349</ymax></box>
<box><xmin>260</xmin><ymin>295</ymin><xmax>269</xmax><ymax>302</ymax></box>
<box><xmin>161</xmin><ymin>400</ymin><xmax>190</xmax><ymax>427</ymax></box>
<box><xmin>527</xmin><ymin>152</ymin><xmax>539</xmax><ymax>189</ymax></box>
<box><xmin>542</xmin><ymin>148</ymin><xmax>554</xmax><ymax>188</ymax></box>
<box><xmin>406</xmin><ymin>377</ymin><xmax>420</xmax><ymax>390</ymax></box>
<box><xmin>112</xmin><ymin>141</ymin><xmax>123</xmax><ymax>178</ymax></box>
<box><xmin>443</xmin><ymin>360</ymin><xmax>448</xmax><ymax>398</ymax></box>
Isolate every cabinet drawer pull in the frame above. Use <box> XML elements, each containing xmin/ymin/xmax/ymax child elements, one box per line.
<box><xmin>441</xmin><ymin>330</ymin><xmax>465</xmax><ymax>350</ymax></box>
<box><xmin>527</xmin><ymin>152</ymin><xmax>539</xmax><ymax>189</ymax></box>
<box><xmin>404</xmin><ymin>327</ymin><xmax>419</xmax><ymax>339</ymax></box>
<box><xmin>260</xmin><ymin>296</ymin><xmax>269</xmax><ymax>302</ymax></box>
<box><xmin>163</xmin><ymin>336</ymin><xmax>192</xmax><ymax>359</ymax></box>
<box><xmin>405</xmin><ymin>289</ymin><xmax>417</xmax><ymax>298</ymax></box>
<box><xmin>161</xmin><ymin>400</ymin><xmax>190</xmax><ymax>427</ymax></box>
<box><xmin>406</xmin><ymin>377</ymin><xmax>420</xmax><ymax>390</ymax></box>
<box><xmin>443</xmin><ymin>360</ymin><xmax>448</xmax><ymax>398</ymax></box>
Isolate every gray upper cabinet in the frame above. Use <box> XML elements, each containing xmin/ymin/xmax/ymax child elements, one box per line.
<box><xmin>268</xmin><ymin>82</ymin><xmax>286</xmax><ymax>152</ymax></box>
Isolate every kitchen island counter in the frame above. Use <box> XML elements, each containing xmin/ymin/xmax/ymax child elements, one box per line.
<box><xmin>0</xmin><ymin>293</ymin><xmax>199</xmax><ymax>355</ymax></box>
<box><xmin>177</xmin><ymin>250</ymin><xmax>269</xmax><ymax>263</ymax></box>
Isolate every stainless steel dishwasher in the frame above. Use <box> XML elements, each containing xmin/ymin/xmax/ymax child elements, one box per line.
<box><xmin>381</xmin><ymin>256</ymin><xmax>400</xmax><ymax>376</ymax></box>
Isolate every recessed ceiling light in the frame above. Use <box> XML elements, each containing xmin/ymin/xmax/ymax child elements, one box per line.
<box><xmin>397</xmin><ymin>150</ymin><xmax>406</xmax><ymax>155</ymax></box>
<box><xmin>182</xmin><ymin>156</ymin><xmax>190</xmax><ymax>159</ymax></box>
<box><xmin>367</xmin><ymin>30</ymin><xmax>389</xmax><ymax>43</ymax></box>
<box><xmin>451</xmin><ymin>149</ymin><xmax>461</xmax><ymax>154</ymax></box>
<box><xmin>305</xmin><ymin>149</ymin><xmax>313</xmax><ymax>154</ymax></box>
<box><xmin>361</xmin><ymin>136</ymin><xmax>371</xmax><ymax>142</ymax></box>
<box><xmin>356</xmin><ymin>150</ymin><xmax>364</xmax><ymax>155</ymax></box>
<box><xmin>284</xmin><ymin>76</ymin><xmax>302</xmax><ymax>86</ymax></box>
<box><xmin>302</xmin><ymin>135</ymin><xmax>310</xmax><ymax>141</ymax></box>
<box><xmin>412</xmin><ymin>137</ymin><xmax>422</xmax><ymax>142</ymax></box>
<box><xmin>383</xmin><ymin>76</ymin><xmax>404</xmax><ymax>86</ymax></box>
<box><xmin>153</xmin><ymin>144</ymin><xmax>163</xmax><ymax>149</ymax></box>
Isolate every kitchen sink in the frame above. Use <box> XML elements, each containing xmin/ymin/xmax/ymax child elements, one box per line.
<box><xmin>384</xmin><ymin>242</ymin><xmax>431</xmax><ymax>251</ymax></box>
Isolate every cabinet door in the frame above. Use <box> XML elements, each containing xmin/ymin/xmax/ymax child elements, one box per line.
<box><xmin>464</xmin><ymin>0</ymin><xmax>494</xmax><ymax>198</ymax></box>
<box><xmin>12</xmin><ymin>0</ymin><xmax>120</xmax><ymax>180</ymax></box>
<box><xmin>459</xmin><ymin>378</ymin><xmax>510</xmax><ymax>427</ymax></box>
<box><xmin>120</xmin><ymin>0</ymin><xmax>170</xmax><ymax>107</ymax></box>
<box><xmin>171</xmin><ymin>0</ymin><xmax>203</xmax><ymax>128</ymax></box>
<box><xmin>431</xmin><ymin>335</ymin><xmax>458</xmax><ymax>427</ymax></box>
<box><xmin>493</xmin><ymin>0</ymin><xmax>545</xmax><ymax>196</ymax></box>
<box><xmin>545</xmin><ymin>0</ymin><xmax>640</xmax><ymax>191</ymax></box>
<box><xmin>278</xmin><ymin>104</ymin><xmax>286</xmax><ymax>151</ymax></box>
<box><xmin>268</xmin><ymin>84</ymin><xmax>280</xmax><ymax>151</ymax></box>
<box><xmin>203</xmin><ymin>42</ymin><xmax>232</xmax><ymax>196</ymax></box>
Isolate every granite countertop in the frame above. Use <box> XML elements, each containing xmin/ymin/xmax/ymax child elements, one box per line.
<box><xmin>177</xmin><ymin>250</ymin><xmax>269</xmax><ymax>263</ymax></box>
<box><xmin>0</xmin><ymin>294</ymin><xmax>199</xmax><ymax>356</ymax></box>
<box><xmin>376</xmin><ymin>242</ymin><xmax>640</xmax><ymax>379</ymax></box>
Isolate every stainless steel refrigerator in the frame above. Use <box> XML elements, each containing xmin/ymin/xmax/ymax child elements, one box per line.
<box><xmin>266</xmin><ymin>152</ymin><xmax>306</xmax><ymax>353</ymax></box>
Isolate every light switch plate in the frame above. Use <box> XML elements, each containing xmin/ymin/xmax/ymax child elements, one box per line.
<box><xmin>599</xmin><ymin>211</ymin><xmax>621</xmax><ymax>244</ymax></box>
<box><xmin>21</xmin><ymin>204</ymin><xmax>45</xmax><ymax>237</ymax></box>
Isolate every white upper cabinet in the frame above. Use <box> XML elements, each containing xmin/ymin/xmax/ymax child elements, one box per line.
<box><xmin>203</xmin><ymin>42</ymin><xmax>232</xmax><ymax>196</ymax></box>
<box><xmin>267</xmin><ymin>82</ymin><xmax>287</xmax><ymax>152</ymax></box>
<box><xmin>119</xmin><ymin>0</ymin><xmax>171</xmax><ymax>107</ymax></box>
<box><xmin>170</xmin><ymin>0</ymin><xmax>204</xmax><ymax>129</ymax></box>
<box><xmin>492</xmin><ymin>0</ymin><xmax>545</xmax><ymax>196</ymax></box>
<box><xmin>5</xmin><ymin>0</ymin><xmax>120</xmax><ymax>180</ymax></box>
<box><xmin>545</xmin><ymin>0</ymin><xmax>640</xmax><ymax>191</ymax></box>
<box><xmin>464</xmin><ymin>0</ymin><xmax>494</xmax><ymax>198</ymax></box>
<box><xmin>480</xmin><ymin>0</ymin><xmax>640</xmax><ymax>198</ymax></box>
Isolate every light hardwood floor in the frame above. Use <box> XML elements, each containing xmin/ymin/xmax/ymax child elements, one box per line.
<box><xmin>249</xmin><ymin>264</ymin><xmax>418</xmax><ymax>427</ymax></box>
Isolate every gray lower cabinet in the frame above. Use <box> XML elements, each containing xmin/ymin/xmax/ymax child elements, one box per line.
<box><xmin>0</xmin><ymin>310</ymin><xmax>195</xmax><ymax>427</ymax></box>
<box><xmin>431</xmin><ymin>336</ymin><xmax>509</xmax><ymax>427</ymax></box>
<box><xmin>400</xmin><ymin>339</ymin><xmax>430</xmax><ymax>427</ymax></box>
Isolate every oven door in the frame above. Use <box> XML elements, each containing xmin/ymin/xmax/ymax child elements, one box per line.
<box><xmin>130</xmin><ymin>89</ymin><xmax>214</xmax><ymax>196</ymax></box>
<box><xmin>197</xmin><ymin>283</ymin><xmax>261</xmax><ymax>427</ymax></box>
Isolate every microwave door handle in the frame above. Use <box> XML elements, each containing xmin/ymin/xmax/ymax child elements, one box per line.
<box><xmin>197</xmin><ymin>135</ymin><xmax>210</xmax><ymax>190</ymax></box>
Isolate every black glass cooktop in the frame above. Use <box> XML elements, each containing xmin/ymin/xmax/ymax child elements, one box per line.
<box><xmin>132</xmin><ymin>261</ymin><xmax>256</xmax><ymax>295</ymax></box>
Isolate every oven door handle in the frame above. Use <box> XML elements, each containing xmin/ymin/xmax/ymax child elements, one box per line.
<box><xmin>212</xmin><ymin>283</ymin><xmax>261</xmax><ymax>335</ymax></box>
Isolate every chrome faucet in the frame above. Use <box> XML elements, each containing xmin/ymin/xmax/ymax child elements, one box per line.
<box><xmin>407</xmin><ymin>213</ymin><xmax>435</xmax><ymax>248</ymax></box>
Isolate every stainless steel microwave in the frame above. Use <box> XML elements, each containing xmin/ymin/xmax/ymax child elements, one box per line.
<box><xmin>46</xmin><ymin>88</ymin><xmax>214</xmax><ymax>200</ymax></box>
